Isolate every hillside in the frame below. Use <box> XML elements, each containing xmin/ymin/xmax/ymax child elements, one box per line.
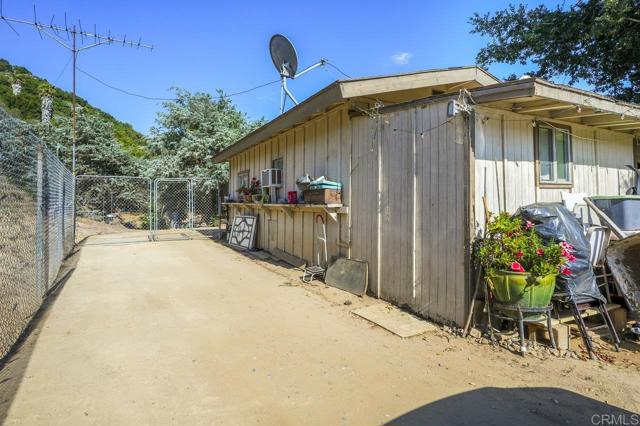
<box><xmin>0</xmin><ymin>58</ymin><xmax>147</xmax><ymax>157</ymax></box>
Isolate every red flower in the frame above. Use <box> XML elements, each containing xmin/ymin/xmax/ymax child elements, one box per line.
<box><xmin>511</xmin><ymin>262</ymin><xmax>525</xmax><ymax>273</ymax></box>
<box><xmin>515</xmin><ymin>251</ymin><xmax>524</xmax><ymax>258</ymax></box>
<box><xmin>560</xmin><ymin>241</ymin><xmax>574</xmax><ymax>251</ymax></box>
<box><xmin>561</xmin><ymin>267</ymin><xmax>572</xmax><ymax>276</ymax></box>
<box><xmin>536</xmin><ymin>248</ymin><xmax>544</xmax><ymax>256</ymax></box>
<box><xmin>561</xmin><ymin>250</ymin><xmax>577</xmax><ymax>263</ymax></box>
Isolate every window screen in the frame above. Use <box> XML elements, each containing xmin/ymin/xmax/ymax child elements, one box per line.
<box><xmin>537</xmin><ymin>126</ymin><xmax>572</xmax><ymax>184</ymax></box>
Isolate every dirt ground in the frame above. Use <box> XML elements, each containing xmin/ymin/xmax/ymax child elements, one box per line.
<box><xmin>74</xmin><ymin>217</ymin><xmax>131</xmax><ymax>242</ymax></box>
<box><xmin>1</xmin><ymin>232</ymin><xmax>639</xmax><ymax>425</ymax></box>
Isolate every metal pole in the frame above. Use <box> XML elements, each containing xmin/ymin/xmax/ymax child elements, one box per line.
<box><xmin>280</xmin><ymin>76</ymin><xmax>286</xmax><ymax>114</ymax></box>
<box><xmin>35</xmin><ymin>144</ymin><xmax>46</xmax><ymax>296</ymax></box>
<box><xmin>71</xmin><ymin>28</ymin><xmax>77</xmax><ymax>175</ymax></box>
<box><xmin>190</xmin><ymin>180</ymin><xmax>195</xmax><ymax>229</ymax></box>
<box><xmin>148</xmin><ymin>177</ymin><xmax>153</xmax><ymax>240</ymax></box>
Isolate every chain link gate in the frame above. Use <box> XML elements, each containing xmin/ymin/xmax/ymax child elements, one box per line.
<box><xmin>75</xmin><ymin>176</ymin><xmax>219</xmax><ymax>242</ymax></box>
<box><xmin>152</xmin><ymin>178</ymin><xmax>219</xmax><ymax>239</ymax></box>
<box><xmin>75</xmin><ymin>175</ymin><xmax>152</xmax><ymax>243</ymax></box>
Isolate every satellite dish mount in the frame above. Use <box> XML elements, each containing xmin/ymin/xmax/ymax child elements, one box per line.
<box><xmin>269</xmin><ymin>34</ymin><xmax>326</xmax><ymax>113</ymax></box>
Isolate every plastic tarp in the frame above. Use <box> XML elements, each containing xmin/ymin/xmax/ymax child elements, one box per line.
<box><xmin>516</xmin><ymin>203</ymin><xmax>605</xmax><ymax>303</ymax></box>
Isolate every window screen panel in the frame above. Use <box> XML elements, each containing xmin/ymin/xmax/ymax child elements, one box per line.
<box><xmin>539</xmin><ymin>127</ymin><xmax>554</xmax><ymax>182</ymax></box>
<box><xmin>555</xmin><ymin>130</ymin><xmax>570</xmax><ymax>182</ymax></box>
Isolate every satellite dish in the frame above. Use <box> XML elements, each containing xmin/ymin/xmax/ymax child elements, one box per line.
<box><xmin>269</xmin><ymin>34</ymin><xmax>327</xmax><ymax>113</ymax></box>
<box><xmin>270</xmin><ymin>34</ymin><xmax>298</xmax><ymax>78</ymax></box>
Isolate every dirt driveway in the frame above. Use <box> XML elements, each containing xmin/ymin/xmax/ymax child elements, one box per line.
<box><xmin>1</xmin><ymin>232</ymin><xmax>639</xmax><ymax>425</ymax></box>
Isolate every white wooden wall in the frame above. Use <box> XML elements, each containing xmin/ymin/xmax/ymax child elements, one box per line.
<box><xmin>228</xmin><ymin>105</ymin><xmax>351</xmax><ymax>264</ymax></box>
<box><xmin>351</xmin><ymin>102</ymin><xmax>470</xmax><ymax>325</ymax></box>
<box><xmin>473</xmin><ymin>106</ymin><xmax>636</xmax><ymax>232</ymax></box>
<box><xmin>226</xmin><ymin>100</ymin><xmax>633</xmax><ymax>327</ymax></box>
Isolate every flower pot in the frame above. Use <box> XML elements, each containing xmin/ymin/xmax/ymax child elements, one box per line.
<box><xmin>487</xmin><ymin>271</ymin><xmax>556</xmax><ymax>312</ymax></box>
<box><xmin>243</xmin><ymin>194</ymin><xmax>252</xmax><ymax>203</ymax></box>
<box><xmin>252</xmin><ymin>194</ymin><xmax>265</xmax><ymax>203</ymax></box>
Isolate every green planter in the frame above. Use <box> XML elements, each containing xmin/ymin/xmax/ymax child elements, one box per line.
<box><xmin>487</xmin><ymin>271</ymin><xmax>557</xmax><ymax>310</ymax></box>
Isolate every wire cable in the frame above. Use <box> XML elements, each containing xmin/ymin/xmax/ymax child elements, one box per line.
<box><xmin>52</xmin><ymin>57</ymin><xmax>71</xmax><ymax>85</ymax></box>
<box><xmin>76</xmin><ymin>66</ymin><xmax>280</xmax><ymax>101</ymax></box>
<box><xmin>325</xmin><ymin>61</ymin><xmax>351</xmax><ymax>79</ymax></box>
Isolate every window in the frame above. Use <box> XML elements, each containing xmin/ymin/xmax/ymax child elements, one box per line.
<box><xmin>271</xmin><ymin>158</ymin><xmax>283</xmax><ymax>200</ymax></box>
<box><xmin>237</xmin><ymin>170</ymin><xmax>249</xmax><ymax>189</ymax></box>
<box><xmin>272</xmin><ymin>157</ymin><xmax>283</xmax><ymax>171</ymax></box>
<box><xmin>536</xmin><ymin>125</ymin><xmax>572</xmax><ymax>185</ymax></box>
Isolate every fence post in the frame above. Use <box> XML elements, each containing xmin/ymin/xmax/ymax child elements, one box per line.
<box><xmin>61</xmin><ymin>171</ymin><xmax>66</xmax><ymax>251</ymax></box>
<box><xmin>72</xmin><ymin>175</ymin><xmax>76</xmax><ymax>244</ymax></box>
<box><xmin>35</xmin><ymin>144</ymin><xmax>46</xmax><ymax>297</ymax></box>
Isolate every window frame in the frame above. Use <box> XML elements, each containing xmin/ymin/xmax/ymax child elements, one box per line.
<box><xmin>534</xmin><ymin>123</ymin><xmax>573</xmax><ymax>188</ymax></box>
<box><xmin>237</xmin><ymin>170</ymin><xmax>250</xmax><ymax>190</ymax></box>
<box><xmin>272</xmin><ymin>157</ymin><xmax>283</xmax><ymax>171</ymax></box>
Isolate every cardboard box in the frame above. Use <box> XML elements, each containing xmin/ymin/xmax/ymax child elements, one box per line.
<box><xmin>303</xmin><ymin>189</ymin><xmax>342</xmax><ymax>204</ymax></box>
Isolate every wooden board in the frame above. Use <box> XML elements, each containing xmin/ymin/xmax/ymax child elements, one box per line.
<box><xmin>324</xmin><ymin>258</ymin><xmax>368</xmax><ymax>296</ymax></box>
<box><xmin>352</xmin><ymin>304</ymin><xmax>437</xmax><ymax>338</ymax></box>
<box><xmin>607</xmin><ymin>235</ymin><xmax>640</xmax><ymax>319</ymax></box>
<box><xmin>271</xmin><ymin>248</ymin><xmax>306</xmax><ymax>269</ymax></box>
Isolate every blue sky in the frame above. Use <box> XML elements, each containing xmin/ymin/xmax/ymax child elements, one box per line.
<box><xmin>0</xmin><ymin>0</ymin><xmax>559</xmax><ymax>133</ymax></box>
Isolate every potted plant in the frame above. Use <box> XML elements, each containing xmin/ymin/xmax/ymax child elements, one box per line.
<box><xmin>477</xmin><ymin>212</ymin><xmax>574</xmax><ymax>313</ymax></box>
<box><xmin>236</xmin><ymin>186</ymin><xmax>251</xmax><ymax>202</ymax></box>
<box><xmin>249</xmin><ymin>177</ymin><xmax>262</xmax><ymax>203</ymax></box>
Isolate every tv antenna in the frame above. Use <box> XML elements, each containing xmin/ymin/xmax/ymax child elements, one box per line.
<box><xmin>269</xmin><ymin>34</ymin><xmax>327</xmax><ymax>114</ymax></box>
<box><xmin>0</xmin><ymin>0</ymin><xmax>153</xmax><ymax>175</ymax></box>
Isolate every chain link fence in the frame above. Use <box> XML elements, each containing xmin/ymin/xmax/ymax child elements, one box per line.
<box><xmin>191</xmin><ymin>178</ymin><xmax>220</xmax><ymax>229</ymax></box>
<box><xmin>0</xmin><ymin>108</ymin><xmax>74</xmax><ymax>360</ymax></box>
<box><xmin>75</xmin><ymin>175</ymin><xmax>151</xmax><ymax>242</ymax></box>
<box><xmin>0</xmin><ymin>106</ymin><xmax>223</xmax><ymax>358</ymax></box>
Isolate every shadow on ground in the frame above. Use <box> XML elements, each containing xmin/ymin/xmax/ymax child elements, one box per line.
<box><xmin>0</xmin><ymin>243</ymin><xmax>84</xmax><ymax>424</ymax></box>
<box><xmin>386</xmin><ymin>387</ymin><xmax>637</xmax><ymax>426</ymax></box>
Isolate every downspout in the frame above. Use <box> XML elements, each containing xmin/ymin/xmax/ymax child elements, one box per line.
<box><xmin>412</xmin><ymin>109</ymin><xmax>417</xmax><ymax>300</ymax></box>
<box><xmin>594</xmin><ymin>129</ymin><xmax>600</xmax><ymax>194</ymax></box>
<box><xmin>376</xmin><ymin>116</ymin><xmax>383</xmax><ymax>298</ymax></box>
<box><xmin>501</xmin><ymin>114</ymin><xmax>507</xmax><ymax>212</ymax></box>
<box><xmin>466</xmin><ymin>109</ymin><xmax>477</xmax><ymax>326</ymax></box>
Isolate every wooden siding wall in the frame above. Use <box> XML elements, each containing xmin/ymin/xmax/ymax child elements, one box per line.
<box><xmin>351</xmin><ymin>102</ymin><xmax>470</xmax><ymax>325</ymax></box>
<box><xmin>228</xmin><ymin>105</ymin><xmax>351</xmax><ymax>264</ymax></box>
<box><xmin>350</xmin><ymin>115</ymin><xmax>379</xmax><ymax>293</ymax></box>
<box><xmin>473</xmin><ymin>106</ymin><xmax>636</xmax><ymax>231</ymax></box>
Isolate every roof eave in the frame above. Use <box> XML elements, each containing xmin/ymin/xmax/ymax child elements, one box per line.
<box><xmin>213</xmin><ymin>82</ymin><xmax>344</xmax><ymax>163</ymax></box>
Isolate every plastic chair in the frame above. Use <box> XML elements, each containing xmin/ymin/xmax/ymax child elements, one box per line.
<box><xmin>561</xmin><ymin>192</ymin><xmax>592</xmax><ymax>227</ymax></box>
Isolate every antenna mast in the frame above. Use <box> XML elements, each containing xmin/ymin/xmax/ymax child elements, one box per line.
<box><xmin>0</xmin><ymin>0</ymin><xmax>153</xmax><ymax>175</ymax></box>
